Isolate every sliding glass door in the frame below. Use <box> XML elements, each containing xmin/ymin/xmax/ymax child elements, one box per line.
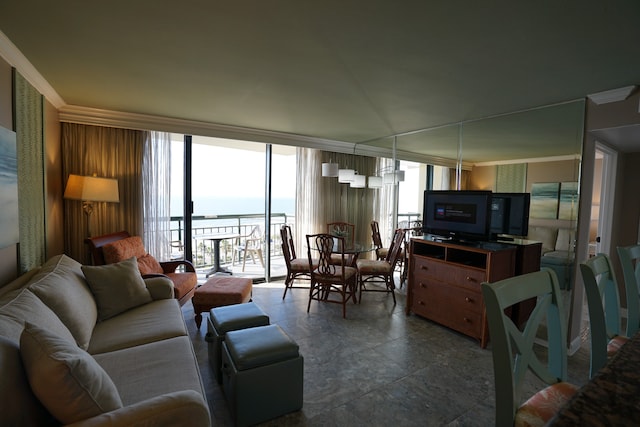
<box><xmin>169</xmin><ymin>134</ymin><xmax>295</xmax><ymax>282</ymax></box>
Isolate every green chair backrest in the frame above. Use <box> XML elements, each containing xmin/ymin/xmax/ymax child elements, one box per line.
<box><xmin>617</xmin><ymin>245</ymin><xmax>640</xmax><ymax>337</ymax></box>
<box><xmin>481</xmin><ymin>268</ymin><xmax>568</xmax><ymax>427</ymax></box>
<box><xmin>579</xmin><ymin>253</ymin><xmax>623</xmax><ymax>378</ymax></box>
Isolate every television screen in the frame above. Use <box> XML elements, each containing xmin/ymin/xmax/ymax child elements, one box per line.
<box><xmin>423</xmin><ymin>190</ymin><xmax>493</xmax><ymax>241</ymax></box>
<box><xmin>490</xmin><ymin>193</ymin><xmax>531</xmax><ymax>238</ymax></box>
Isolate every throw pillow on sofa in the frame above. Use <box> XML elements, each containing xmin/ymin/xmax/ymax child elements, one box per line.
<box><xmin>20</xmin><ymin>322</ymin><xmax>123</xmax><ymax>424</ymax></box>
<box><xmin>82</xmin><ymin>257</ymin><xmax>152</xmax><ymax>321</ymax></box>
<box><xmin>102</xmin><ymin>236</ymin><xmax>164</xmax><ymax>275</ymax></box>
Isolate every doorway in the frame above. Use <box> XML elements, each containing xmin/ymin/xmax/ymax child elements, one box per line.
<box><xmin>592</xmin><ymin>142</ymin><xmax>618</xmax><ymax>256</ymax></box>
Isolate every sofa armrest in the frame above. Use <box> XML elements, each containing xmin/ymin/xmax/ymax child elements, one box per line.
<box><xmin>143</xmin><ymin>276</ymin><xmax>175</xmax><ymax>300</ymax></box>
<box><xmin>160</xmin><ymin>259</ymin><xmax>196</xmax><ymax>274</ymax></box>
<box><xmin>65</xmin><ymin>390</ymin><xmax>210</xmax><ymax>427</ymax></box>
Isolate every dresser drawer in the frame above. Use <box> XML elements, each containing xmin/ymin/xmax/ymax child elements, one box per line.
<box><xmin>412</xmin><ymin>279</ymin><xmax>483</xmax><ymax>314</ymax></box>
<box><xmin>411</xmin><ymin>280</ymin><xmax>484</xmax><ymax>338</ymax></box>
<box><xmin>412</xmin><ymin>256</ymin><xmax>486</xmax><ymax>292</ymax></box>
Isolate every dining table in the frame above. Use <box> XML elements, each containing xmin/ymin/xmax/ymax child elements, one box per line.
<box><xmin>194</xmin><ymin>232</ymin><xmax>240</xmax><ymax>277</ymax></box>
<box><xmin>548</xmin><ymin>330</ymin><xmax>640</xmax><ymax>425</ymax></box>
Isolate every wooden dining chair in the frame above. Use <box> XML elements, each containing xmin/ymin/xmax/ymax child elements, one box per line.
<box><xmin>618</xmin><ymin>244</ymin><xmax>640</xmax><ymax>337</ymax></box>
<box><xmin>356</xmin><ymin>228</ymin><xmax>405</xmax><ymax>304</ymax></box>
<box><xmin>327</xmin><ymin>222</ymin><xmax>355</xmax><ymax>247</ymax></box>
<box><xmin>281</xmin><ymin>225</ymin><xmax>317</xmax><ymax>299</ymax></box>
<box><xmin>306</xmin><ymin>233</ymin><xmax>358</xmax><ymax>318</ymax></box>
<box><xmin>580</xmin><ymin>253</ymin><xmax>629</xmax><ymax>378</ymax></box>
<box><xmin>371</xmin><ymin>220</ymin><xmax>387</xmax><ymax>260</ymax></box>
<box><xmin>482</xmin><ymin>269</ymin><xmax>578</xmax><ymax>427</ymax></box>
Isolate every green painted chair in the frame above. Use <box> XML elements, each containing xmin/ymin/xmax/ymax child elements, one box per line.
<box><xmin>617</xmin><ymin>244</ymin><xmax>640</xmax><ymax>337</ymax></box>
<box><xmin>482</xmin><ymin>269</ymin><xmax>577</xmax><ymax>427</ymax></box>
<box><xmin>579</xmin><ymin>253</ymin><xmax>629</xmax><ymax>379</ymax></box>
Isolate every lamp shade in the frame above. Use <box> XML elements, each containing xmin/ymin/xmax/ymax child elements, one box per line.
<box><xmin>368</xmin><ymin>176</ymin><xmax>383</xmax><ymax>188</ymax></box>
<box><xmin>64</xmin><ymin>174</ymin><xmax>120</xmax><ymax>203</ymax></box>
<box><xmin>383</xmin><ymin>170</ymin><xmax>405</xmax><ymax>185</ymax></box>
<box><xmin>350</xmin><ymin>174</ymin><xmax>366</xmax><ymax>188</ymax></box>
<box><xmin>338</xmin><ymin>169</ymin><xmax>355</xmax><ymax>183</ymax></box>
<box><xmin>322</xmin><ymin>162</ymin><xmax>339</xmax><ymax>177</ymax></box>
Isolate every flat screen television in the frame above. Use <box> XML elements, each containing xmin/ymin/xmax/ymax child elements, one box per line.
<box><xmin>490</xmin><ymin>192</ymin><xmax>531</xmax><ymax>238</ymax></box>
<box><xmin>422</xmin><ymin>190</ymin><xmax>493</xmax><ymax>241</ymax></box>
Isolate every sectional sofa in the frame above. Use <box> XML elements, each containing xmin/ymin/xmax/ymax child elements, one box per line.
<box><xmin>527</xmin><ymin>226</ymin><xmax>576</xmax><ymax>290</ymax></box>
<box><xmin>0</xmin><ymin>254</ymin><xmax>210</xmax><ymax>426</ymax></box>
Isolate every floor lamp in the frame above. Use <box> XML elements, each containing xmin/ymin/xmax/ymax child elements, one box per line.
<box><xmin>64</xmin><ymin>174</ymin><xmax>120</xmax><ymax>238</ymax></box>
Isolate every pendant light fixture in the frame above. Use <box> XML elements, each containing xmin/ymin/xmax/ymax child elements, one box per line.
<box><xmin>322</xmin><ymin>161</ymin><xmax>339</xmax><ymax>177</ymax></box>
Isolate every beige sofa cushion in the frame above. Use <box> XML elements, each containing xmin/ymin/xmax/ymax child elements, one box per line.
<box><xmin>82</xmin><ymin>257</ymin><xmax>153</xmax><ymax>321</ymax></box>
<box><xmin>94</xmin><ymin>336</ymin><xmax>206</xmax><ymax>407</ymax></box>
<box><xmin>0</xmin><ymin>336</ymin><xmax>56</xmax><ymax>426</ymax></box>
<box><xmin>20</xmin><ymin>323</ymin><xmax>123</xmax><ymax>424</ymax></box>
<box><xmin>28</xmin><ymin>254</ymin><xmax>98</xmax><ymax>350</ymax></box>
<box><xmin>555</xmin><ymin>228</ymin><xmax>576</xmax><ymax>252</ymax></box>
<box><xmin>527</xmin><ymin>226</ymin><xmax>559</xmax><ymax>254</ymax></box>
<box><xmin>0</xmin><ymin>288</ymin><xmax>75</xmax><ymax>344</ymax></box>
<box><xmin>88</xmin><ymin>299</ymin><xmax>187</xmax><ymax>354</ymax></box>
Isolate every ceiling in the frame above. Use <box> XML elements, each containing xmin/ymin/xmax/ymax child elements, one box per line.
<box><xmin>1</xmin><ymin>1</ymin><xmax>639</xmax><ymax>163</ymax></box>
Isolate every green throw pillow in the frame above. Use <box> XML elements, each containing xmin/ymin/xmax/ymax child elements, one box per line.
<box><xmin>82</xmin><ymin>257</ymin><xmax>152</xmax><ymax>321</ymax></box>
<box><xmin>20</xmin><ymin>322</ymin><xmax>123</xmax><ymax>424</ymax></box>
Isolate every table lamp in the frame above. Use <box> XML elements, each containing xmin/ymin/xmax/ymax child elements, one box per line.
<box><xmin>64</xmin><ymin>174</ymin><xmax>119</xmax><ymax>237</ymax></box>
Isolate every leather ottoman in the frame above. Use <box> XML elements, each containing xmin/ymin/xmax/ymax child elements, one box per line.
<box><xmin>192</xmin><ymin>276</ymin><xmax>252</xmax><ymax>328</ymax></box>
<box><xmin>206</xmin><ymin>302</ymin><xmax>270</xmax><ymax>384</ymax></box>
<box><xmin>222</xmin><ymin>324</ymin><xmax>303</xmax><ymax>427</ymax></box>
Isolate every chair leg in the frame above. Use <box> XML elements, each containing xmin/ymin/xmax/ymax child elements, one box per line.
<box><xmin>282</xmin><ymin>274</ymin><xmax>292</xmax><ymax>300</ymax></box>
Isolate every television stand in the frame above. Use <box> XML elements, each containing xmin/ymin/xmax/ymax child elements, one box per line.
<box><xmin>406</xmin><ymin>237</ymin><xmax>517</xmax><ymax>348</ymax></box>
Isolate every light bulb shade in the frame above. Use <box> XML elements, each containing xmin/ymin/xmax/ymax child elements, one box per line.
<box><xmin>383</xmin><ymin>170</ymin><xmax>405</xmax><ymax>185</ymax></box>
<box><xmin>338</xmin><ymin>169</ymin><xmax>355</xmax><ymax>183</ymax></box>
<box><xmin>350</xmin><ymin>174</ymin><xmax>366</xmax><ymax>188</ymax></box>
<box><xmin>368</xmin><ymin>176</ymin><xmax>383</xmax><ymax>188</ymax></box>
<box><xmin>64</xmin><ymin>174</ymin><xmax>120</xmax><ymax>203</ymax></box>
<box><xmin>321</xmin><ymin>162</ymin><xmax>339</xmax><ymax>177</ymax></box>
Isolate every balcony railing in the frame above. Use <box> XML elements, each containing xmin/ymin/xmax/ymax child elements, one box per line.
<box><xmin>170</xmin><ymin>213</ymin><xmax>291</xmax><ymax>270</ymax></box>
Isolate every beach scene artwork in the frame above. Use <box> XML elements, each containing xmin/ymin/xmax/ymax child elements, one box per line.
<box><xmin>0</xmin><ymin>126</ymin><xmax>19</xmax><ymax>248</ymax></box>
<box><xmin>559</xmin><ymin>181</ymin><xmax>579</xmax><ymax>220</ymax></box>
<box><xmin>530</xmin><ymin>182</ymin><xmax>560</xmax><ymax>219</ymax></box>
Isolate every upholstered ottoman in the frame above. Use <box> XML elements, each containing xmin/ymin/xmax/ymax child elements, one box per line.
<box><xmin>222</xmin><ymin>324</ymin><xmax>303</xmax><ymax>427</ymax></box>
<box><xmin>206</xmin><ymin>302</ymin><xmax>270</xmax><ymax>384</ymax></box>
<box><xmin>192</xmin><ymin>276</ymin><xmax>253</xmax><ymax>328</ymax></box>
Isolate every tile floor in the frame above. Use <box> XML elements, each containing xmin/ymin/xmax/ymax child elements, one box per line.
<box><xmin>182</xmin><ymin>280</ymin><xmax>592</xmax><ymax>427</ymax></box>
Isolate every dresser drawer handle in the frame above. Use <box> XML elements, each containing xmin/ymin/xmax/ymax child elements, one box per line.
<box><xmin>465</xmin><ymin>297</ymin><xmax>474</xmax><ymax>303</ymax></box>
<box><xmin>463</xmin><ymin>317</ymin><xmax>471</xmax><ymax>323</ymax></box>
<box><xmin>420</xmin><ymin>282</ymin><xmax>427</xmax><ymax>288</ymax></box>
<box><xmin>418</xmin><ymin>300</ymin><xmax>425</xmax><ymax>306</ymax></box>
<box><xmin>420</xmin><ymin>265</ymin><xmax>429</xmax><ymax>271</ymax></box>
<box><xmin>466</xmin><ymin>276</ymin><xmax>477</xmax><ymax>282</ymax></box>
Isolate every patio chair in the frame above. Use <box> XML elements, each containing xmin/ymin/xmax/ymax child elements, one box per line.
<box><xmin>232</xmin><ymin>225</ymin><xmax>265</xmax><ymax>272</ymax></box>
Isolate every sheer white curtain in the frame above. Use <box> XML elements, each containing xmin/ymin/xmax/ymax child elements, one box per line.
<box><xmin>142</xmin><ymin>131</ymin><xmax>172</xmax><ymax>261</ymax></box>
<box><xmin>373</xmin><ymin>157</ymin><xmax>395</xmax><ymax>247</ymax></box>
<box><xmin>296</xmin><ymin>147</ymin><xmax>377</xmax><ymax>255</ymax></box>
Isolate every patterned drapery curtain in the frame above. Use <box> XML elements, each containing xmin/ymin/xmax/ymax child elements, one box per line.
<box><xmin>142</xmin><ymin>131</ymin><xmax>171</xmax><ymax>261</ymax></box>
<box><xmin>62</xmin><ymin>123</ymin><xmax>145</xmax><ymax>264</ymax></box>
<box><xmin>15</xmin><ymin>71</ymin><xmax>46</xmax><ymax>273</ymax></box>
<box><xmin>295</xmin><ymin>148</ymin><xmax>377</xmax><ymax>256</ymax></box>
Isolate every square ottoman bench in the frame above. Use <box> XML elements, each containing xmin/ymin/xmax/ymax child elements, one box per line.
<box><xmin>206</xmin><ymin>302</ymin><xmax>270</xmax><ymax>384</ymax></box>
<box><xmin>222</xmin><ymin>324</ymin><xmax>303</xmax><ymax>427</ymax></box>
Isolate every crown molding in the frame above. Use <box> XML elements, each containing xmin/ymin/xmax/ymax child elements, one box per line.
<box><xmin>587</xmin><ymin>85</ymin><xmax>636</xmax><ymax>105</ymax></box>
<box><xmin>473</xmin><ymin>154</ymin><xmax>581</xmax><ymax>167</ymax></box>
<box><xmin>59</xmin><ymin>104</ymin><xmax>356</xmax><ymax>153</ymax></box>
<box><xmin>0</xmin><ymin>30</ymin><xmax>66</xmax><ymax>108</ymax></box>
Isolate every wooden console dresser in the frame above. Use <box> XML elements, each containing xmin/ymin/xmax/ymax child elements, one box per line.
<box><xmin>406</xmin><ymin>236</ymin><xmax>519</xmax><ymax>348</ymax></box>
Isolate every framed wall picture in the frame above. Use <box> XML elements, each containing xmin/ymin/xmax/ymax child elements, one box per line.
<box><xmin>0</xmin><ymin>126</ymin><xmax>19</xmax><ymax>248</ymax></box>
<box><xmin>530</xmin><ymin>182</ymin><xmax>560</xmax><ymax>219</ymax></box>
<box><xmin>559</xmin><ymin>181</ymin><xmax>579</xmax><ymax>220</ymax></box>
